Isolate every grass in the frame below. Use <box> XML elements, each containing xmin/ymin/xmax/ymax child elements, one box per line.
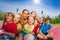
<box><xmin>0</xmin><ymin>21</ymin><xmax>3</xmax><ymax>23</ymax></box>
<box><xmin>52</xmin><ymin>23</ymin><xmax>60</xmax><ymax>26</ymax></box>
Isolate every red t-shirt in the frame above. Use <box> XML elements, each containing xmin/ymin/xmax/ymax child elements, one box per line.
<box><xmin>32</xmin><ymin>24</ymin><xmax>41</xmax><ymax>34</ymax></box>
<box><xmin>4</xmin><ymin>22</ymin><xmax>17</xmax><ymax>34</ymax></box>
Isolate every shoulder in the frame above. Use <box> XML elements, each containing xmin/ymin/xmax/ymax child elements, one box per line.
<box><xmin>42</xmin><ymin>23</ymin><xmax>46</xmax><ymax>26</ymax></box>
<box><xmin>37</xmin><ymin>24</ymin><xmax>41</xmax><ymax>27</ymax></box>
<box><xmin>37</xmin><ymin>24</ymin><xmax>40</xmax><ymax>26</ymax></box>
<box><xmin>48</xmin><ymin>23</ymin><xmax>51</xmax><ymax>26</ymax></box>
<box><xmin>17</xmin><ymin>23</ymin><xmax>21</xmax><ymax>26</ymax></box>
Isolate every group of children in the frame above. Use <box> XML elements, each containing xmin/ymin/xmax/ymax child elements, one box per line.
<box><xmin>2</xmin><ymin>9</ymin><xmax>53</xmax><ymax>40</ymax></box>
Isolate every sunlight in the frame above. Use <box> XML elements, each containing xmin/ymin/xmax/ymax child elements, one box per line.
<box><xmin>34</xmin><ymin>0</ymin><xmax>40</xmax><ymax>4</ymax></box>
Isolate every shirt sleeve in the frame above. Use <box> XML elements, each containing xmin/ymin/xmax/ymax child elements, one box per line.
<box><xmin>40</xmin><ymin>26</ymin><xmax>43</xmax><ymax>32</ymax></box>
<box><xmin>40</xmin><ymin>24</ymin><xmax>44</xmax><ymax>32</ymax></box>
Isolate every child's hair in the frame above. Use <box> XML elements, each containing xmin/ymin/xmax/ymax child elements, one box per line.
<box><xmin>16</xmin><ymin>13</ymin><xmax>22</xmax><ymax>19</ymax></box>
<box><xmin>27</xmin><ymin>16</ymin><xmax>34</xmax><ymax>20</ymax></box>
<box><xmin>31</xmin><ymin>11</ymin><xmax>36</xmax><ymax>15</ymax></box>
<box><xmin>45</xmin><ymin>18</ymin><xmax>50</xmax><ymax>22</ymax></box>
<box><xmin>7</xmin><ymin>12</ymin><xmax>14</xmax><ymax>17</ymax></box>
<box><xmin>22</xmin><ymin>9</ymin><xmax>30</xmax><ymax>14</ymax></box>
<box><xmin>39</xmin><ymin>17</ymin><xmax>45</xmax><ymax>21</ymax></box>
<box><xmin>2</xmin><ymin>13</ymin><xmax>9</xmax><ymax>29</ymax></box>
<box><xmin>31</xmin><ymin>11</ymin><xmax>36</xmax><ymax>19</ymax></box>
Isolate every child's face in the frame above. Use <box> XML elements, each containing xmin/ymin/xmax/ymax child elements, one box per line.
<box><xmin>6</xmin><ymin>14</ymin><xmax>13</xmax><ymax>22</ymax></box>
<box><xmin>14</xmin><ymin>14</ymin><xmax>21</xmax><ymax>23</ymax></box>
<box><xmin>31</xmin><ymin>12</ymin><xmax>36</xmax><ymax>17</ymax></box>
<box><xmin>46</xmin><ymin>20</ymin><xmax>50</xmax><ymax>24</ymax></box>
<box><xmin>28</xmin><ymin>17</ymin><xmax>34</xmax><ymax>25</ymax></box>
<box><xmin>22</xmin><ymin>11</ymin><xmax>29</xmax><ymax>19</ymax></box>
<box><xmin>40</xmin><ymin>18</ymin><xmax>44</xmax><ymax>24</ymax></box>
<box><xmin>34</xmin><ymin>19</ymin><xmax>38</xmax><ymax>24</ymax></box>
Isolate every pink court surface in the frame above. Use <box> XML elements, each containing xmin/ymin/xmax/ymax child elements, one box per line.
<box><xmin>0</xmin><ymin>23</ymin><xmax>60</xmax><ymax>40</ymax></box>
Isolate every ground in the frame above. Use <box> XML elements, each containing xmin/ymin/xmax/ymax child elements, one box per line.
<box><xmin>52</xmin><ymin>23</ymin><xmax>60</xmax><ymax>26</ymax></box>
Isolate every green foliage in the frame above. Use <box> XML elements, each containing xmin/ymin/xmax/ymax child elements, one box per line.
<box><xmin>52</xmin><ymin>23</ymin><xmax>60</xmax><ymax>26</ymax></box>
<box><xmin>50</xmin><ymin>15</ymin><xmax>60</xmax><ymax>24</ymax></box>
<box><xmin>0</xmin><ymin>12</ymin><xmax>5</xmax><ymax>20</ymax></box>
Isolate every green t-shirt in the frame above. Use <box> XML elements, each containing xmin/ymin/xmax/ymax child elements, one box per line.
<box><xmin>23</xmin><ymin>25</ymin><xmax>34</xmax><ymax>33</ymax></box>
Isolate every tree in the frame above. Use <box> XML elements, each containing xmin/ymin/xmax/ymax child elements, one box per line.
<box><xmin>0</xmin><ymin>12</ymin><xmax>5</xmax><ymax>20</ymax></box>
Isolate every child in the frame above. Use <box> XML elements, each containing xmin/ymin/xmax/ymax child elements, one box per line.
<box><xmin>4</xmin><ymin>12</ymin><xmax>17</xmax><ymax>40</ymax></box>
<box><xmin>38</xmin><ymin>18</ymin><xmax>53</xmax><ymax>40</ymax></box>
<box><xmin>22</xmin><ymin>16</ymin><xmax>34</xmax><ymax>35</ymax></box>
<box><xmin>31</xmin><ymin>11</ymin><xmax>36</xmax><ymax>19</ymax></box>
<box><xmin>32</xmin><ymin>19</ymin><xmax>41</xmax><ymax>34</ymax></box>
<box><xmin>21</xmin><ymin>9</ymin><xmax>29</xmax><ymax>26</ymax></box>
<box><xmin>32</xmin><ymin>19</ymin><xmax>41</xmax><ymax>40</ymax></box>
<box><xmin>21</xmin><ymin>16</ymin><xmax>35</xmax><ymax>40</ymax></box>
<box><xmin>14</xmin><ymin>13</ymin><xmax>22</xmax><ymax>40</ymax></box>
<box><xmin>14</xmin><ymin>13</ymin><xmax>22</xmax><ymax>31</ymax></box>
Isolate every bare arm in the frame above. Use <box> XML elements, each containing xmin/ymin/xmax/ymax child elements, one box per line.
<box><xmin>4</xmin><ymin>31</ymin><xmax>15</xmax><ymax>38</ymax></box>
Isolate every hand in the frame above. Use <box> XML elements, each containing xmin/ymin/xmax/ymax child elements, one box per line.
<box><xmin>9</xmin><ymin>33</ymin><xmax>15</xmax><ymax>38</ymax></box>
<box><xmin>37</xmin><ymin>29</ymin><xmax>40</xmax><ymax>33</ymax></box>
<box><xmin>30</xmin><ymin>32</ymin><xmax>34</xmax><ymax>34</ymax></box>
<box><xmin>0</xmin><ymin>30</ymin><xmax>4</xmax><ymax>34</ymax></box>
<box><xmin>47</xmin><ymin>30</ymin><xmax>51</xmax><ymax>33</ymax></box>
<box><xmin>4</xmin><ymin>32</ymin><xmax>15</xmax><ymax>38</ymax></box>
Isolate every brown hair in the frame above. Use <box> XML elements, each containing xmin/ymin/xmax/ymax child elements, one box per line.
<box><xmin>31</xmin><ymin>11</ymin><xmax>36</xmax><ymax>19</ymax></box>
<box><xmin>6</xmin><ymin>12</ymin><xmax>14</xmax><ymax>18</ymax></box>
<box><xmin>45</xmin><ymin>18</ymin><xmax>50</xmax><ymax>22</ymax></box>
<box><xmin>27</xmin><ymin>15</ymin><xmax>34</xmax><ymax>20</ymax></box>
<box><xmin>39</xmin><ymin>17</ymin><xmax>45</xmax><ymax>21</ymax></box>
<box><xmin>22</xmin><ymin>9</ymin><xmax>29</xmax><ymax>14</ymax></box>
<box><xmin>31</xmin><ymin>11</ymin><xmax>36</xmax><ymax>14</ymax></box>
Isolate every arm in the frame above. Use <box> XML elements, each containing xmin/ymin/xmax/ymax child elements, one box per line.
<box><xmin>47</xmin><ymin>25</ymin><xmax>52</xmax><ymax>37</ymax></box>
<box><xmin>4</xmin><ymin>31</ymin><xmax>15</xmax><ymax>38</ymax></box>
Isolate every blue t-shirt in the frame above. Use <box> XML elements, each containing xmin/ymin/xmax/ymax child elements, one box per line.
<box><xmin>40</xmin><ymin>23</ymin><xmax>51</xmax><ymax>34</ymax></box>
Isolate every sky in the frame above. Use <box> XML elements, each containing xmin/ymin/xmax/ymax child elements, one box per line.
<box><xmin>0</xmin><ymin>0</ymin><xmax>60</xmax><ymax>17</ymax></box>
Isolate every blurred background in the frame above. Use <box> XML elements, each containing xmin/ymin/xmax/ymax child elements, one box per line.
<box><xmin>0</xmin><ymin>0</ymin><xmax>60</xmax><ymax>26</ymax></box>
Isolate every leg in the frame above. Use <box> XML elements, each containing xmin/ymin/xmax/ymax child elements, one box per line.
<box><xmin>37</xmin><ymin>34</ymin><xmax>46</xmax><ymax>40</ymax></box>
<box><xmin>37</xmin><ymin>34</ymin><xmax>44</xmax><ymax>39</ymax></box>
<box><xmin>10</xmin><ymin>37</ymin><xmax>15</xmax><ymax>40</ymax></box>
<box><xmin>4</xmin><ymin>34</ymin><xmax>10</xmax><ymax>40</ymax></box>
<box><xmin>47</xmin><ymin>37</ymin><xmax>53</xmax><ymax>40</ymax></box>
<box><xmin>18</xmin><ymin>34</ymin><xmax>23</xmax><ymax>40</ymax></box>
<box><xmin>34</xmin><ymin>34</ymin><xmax>37</xmax><ymax>40</ymax></box>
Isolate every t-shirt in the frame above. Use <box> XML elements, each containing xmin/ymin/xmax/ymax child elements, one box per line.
<box><xmin>32</xmin><ymin>24</ymin><xmax>41</xmax><ymax>34</ymax></box>
<box><xmin>23</xmin><ymin>25</ymin><xmax>34</xmax><ymax>33</ymax></box>
<box><xmin>40</xmin><ymin>23</ymin><xmax>51</xmax><ymax>34</ymax></box>
<box><xmin>17</xmin><ymin>23</ymin><xmax>22</xmax><ymax>31</ymax></box>
<box><xmin>4</xmin><ymin>22</ymin><xmax>18</xmax><ymax>34</ymax></box>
